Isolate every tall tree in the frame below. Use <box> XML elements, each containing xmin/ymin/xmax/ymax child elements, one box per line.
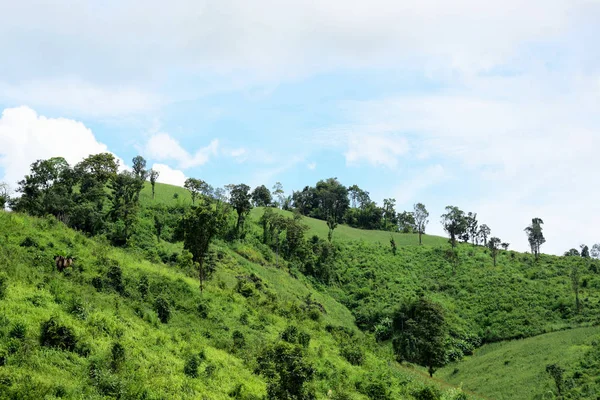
<box><xmin>397</xmin><ymin>211</ymin><xmax>416</xmax><ymax>234</ymax></box>
<box><xmin>466</xmin><ymin>212</ymin><xmax>478</xmax><ymax>246</ymax></box>
<box><xmin>440</xmin><ymin>206</ymin><xmax>467</xmax><ymax>248</ymax></box>
<box><xmin>478</xmin><ymin>224</ymin><xmax>491</xmax><ymax>246</ymax></box>
<box><xmin>487</xmin><ymin>237</ymin><xmax>501</xmax><ymax>266</ymax></box>
<box><xmin>131</xmin><ymin>155</ymin><xmax>148</xmax><ymax>181</ymax></box>
<box><xmin>525</xmin><ymin>218</ymin><xmax>545</xmax><ymax>259</ymax></box>
<box><xmin>0</xmin><ymin>182</ymin><xmax>8</xmax><ymax>209</ymax></box>
<box><xmin>316</xmin><ymin>178</ymin><xmax>349</xmax><ymax>241</ymax></box>
<box><xmin>392</xmin><ymin>298</ymin><xmax>448</xmax><ymax>377</ymax></box>
<box><xmin>180</xmin><ymin>201</ymin><xmax>228</xmax><ymax>292</ymax></box>
<box><xmin>413</xmin><ymin>203</ymin><xmax>429</xmax><ymax>245</ymax></box>
<box><xmin>251</xmin><ymin>185</ymin><xmax>273</xmax><ymax>207</ymax></box>
<box><xmin>229</xmin><ymin>184</ymin><xmax>253</xmax><ymax>236</ymax></box>
<box><xmin>501</xmin><ymin>242</ymin><xmax>510</xmax><ymax>250</ymax></box>
<box><xmin>580</xmin><ymin>244</ymin><xmax>590</xmax><ymax>258</ymax></box>
<box><xmin>591</xmin><ymin>243</ymin><xmax>600</xmax><ymax>259</ymax></box>
<box><xmin>382</xmin><ymin>198</ymin><xmax>398</xmax><ymax>231</ymax></box>
<box><xmin>272</xmin><ymin>182</ymin><xmax>285</xmax><ymax>208</ymax></box>
<box><xmin>184</xmin><ymin>178</ymin><xmax>207</xmax><ymax>205</ymax></box>
<box><xmin>571</xmin><ymin>264</ymin><xmax>581</xmax><ymax>313</ymax></box>
<box><xmin>564</xmin><ymin>248</ymin><xmax>580</xmax><ymax>257</ymax></box>
<box><xmin>149</xmin><ymin>169</ymin><xmax>159</xmax><ymax>199</ymax></box>
<box><xmin>109</xmin><ymin>171</ymin><xmax>144</xmax><ymax>245</ymax></box>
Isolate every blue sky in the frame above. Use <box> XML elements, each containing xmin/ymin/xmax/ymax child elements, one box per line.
<box><xmin>1</xmin><ymin>0</ymin><xmax>599</xmax><ymax>254</ymax></box>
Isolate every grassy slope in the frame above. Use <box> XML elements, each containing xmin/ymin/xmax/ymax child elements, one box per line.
<box><xmin>0</xmin><ymin>211</ymin><xmax>474</xmax><ymax>399</ymax></box>
<box><xmin>437</xmin><ymin>326</ymin><xmax>600</xmax><ymax>399</ymax></box>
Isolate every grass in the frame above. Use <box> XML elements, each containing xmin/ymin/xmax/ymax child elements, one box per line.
<box><xmin>249</xmin><ymin>207</ymin><xmax>449</xmax><ymax>247</ymax></box>
<box><xmin>437</xmin><ymin>326</ymin><xmax>600</xmax><ymax>399</ymax></box>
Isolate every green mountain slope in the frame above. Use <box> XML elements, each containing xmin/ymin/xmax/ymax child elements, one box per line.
<box><xmin>0</xmin><ymin>211</ymin><xmax>470</xmax><ymax>399</ymax></box>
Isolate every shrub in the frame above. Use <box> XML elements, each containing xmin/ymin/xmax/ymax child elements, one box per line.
<box><xmin>340</xmin><ymin>343</ymin><xmax>364</xmax><ymax>366</ymax></box>
<box><xmin>0</xmin><ymin>274</ymin><xmax>7</xmax><ymax>300</ymax></box>
<box><xmin>184</xmin><ymin>355</ymin><xmax>199</xmax><ymax>378</ymax></box>
<box><xmin>9</xmin><ymin>322</ymin><xmax>27</xmax><ymax>340</ymax></box>
<box><xmin>236</xmin><ymin>279</ymin><xmax>255</xmax><ymax>298</ymax></box>
<box><xmin>106</xmin><ymin>266</ymin><xmax>125</xmax><ymax>295</ymax></box>
<box><xmin>91</xmin><ymin>276</ymin><xmax>103</xmax><ymax>291</ymax></box>
<box><xmin>357</xmin><ymin>380</ymin><xmax>391</xmax><ymax>400</ymax></box>
<box><xmin>233</xmin><ymin>330</ymin><xmax>246</xmax><ymax>349</ymax></box>
<box><xmin>413</xmin><ymin>386</ymin><xmax>441</xmax><ymax>400</ymax></box>
<box><xmin>68</xmin><ymin>297</ymin><xmax>88</xmax><ymax>320</ymax></box>
<box><xmin>20</xmin><ymin>236</ymin><xmax>39</xmax><ymax>248</ymax></box>
<box><xmin>138</xmin><ymin>275</ymin><xmax>149</xmax><ymax>299</ymax></box>
<box><xmin>197</xmin><ymin>301</ymin><xmax>209</xmax><ymax>319</ymax></box>
<box><xmin>40</xmin><ymin>317</ymin><xmax>77</xmax><ymax>351</ymax></box>
<box><xmin>111</xmin><ymin>342</ymin><xmax>126</xmax><ymax>371</ymax></box>
<box><xmin>154</xmin><ymin>296</ymin><xmax>171</xmax><ymax>323</ymax></box>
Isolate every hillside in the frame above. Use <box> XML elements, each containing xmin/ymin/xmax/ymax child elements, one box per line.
<box><xmin>0</xmin><ymin>210</ymin><xmax>469</xmax><ymax>399</ymax></box>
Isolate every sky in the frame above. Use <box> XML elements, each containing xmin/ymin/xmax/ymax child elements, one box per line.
<box><xmin>1</xmin><ymin>0</ymin><xmax>599</xmax><ymax>255</ymax></box>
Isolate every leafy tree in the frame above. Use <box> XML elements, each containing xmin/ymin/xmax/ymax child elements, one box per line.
<box><xmin>272</xmin><ymin>182</ymin><xmax>285</xmax><ymax>208</ymax></box>
<box><xmin>487</xmin><ymin>237</ymin><xmax>501</xmax><ymax>266</ymax></box>
<box><xmin>546</xmin><ymin>364</ymin><xmax>565</xmax><ymax>397</ymax></box>
<box><xmin>390</xmin><ymin>235</ymin><xmax>397</xmax><ymax>256</ymax></box>
<box><xmin>75</xmin><ymin>153</ymin><xmax>119</xmax><ymax>184</ymax></box>
<box><xmin>592</xmin><ymin>243</ymin><xmax>600</xmax><ymax>259</ymax></box>
<box><xmin>580</xmin><ymin>244</ymin><xmax>590</xmax><ymax>258</ymax></box>
<box><xmin>478</xmin><ymin>224</ymin><xmax>491</xmax><ymax>246</ymax></box>
<box><xmin>382</xmin><ymin>198</ymin><xmax>398</xmax><ymax>230</ymax></box>
<box><xmin>184</xmin><ymin>178</ymin><xmax>207</xmax><ymax>205</ymax></box>
<box><xmin>285</xmin><ymin>212</ymin><xmax>309</xmax><ymax>259</ymax></box>
<box><xmin>131</xmin><ymin>155</ymin><xmax>148</xmax><ymax>181</ymax></box>
<box><xmin>0</xmin><ymin>182</ymin><xmax>9</xmax><ymax>209</ymax></box>
<box><xmin>316</xmin><ymin>178</ymin><xmax>349</xmax><ymax>241</ymax></box>
<box><xmin>108</xmin><ymin>171</ymin><xmax>144</xmax><ymax>245</ymax></box>
<box><xmin>392</xmin><ymin>298</ymin><xmax>447</xmax><ymax>377</ymax></box>
<box><xmin>149</xmin><ymin>169</ymin><xmax>159</xmax><ymax>199</ymax></box>
<box><xmin>180</xmin><ymin>201</ymin><xmax>228</xmax><ymax>292</ymax></box>
<box><xmin>256</xmin><ymin>341</ymin><xmax>315</xmax><ymax>400</ymax></box>
<box><xmin>397</xmin><ymin>211</ymin><xmax>415</xmax><ymax>234</ymax></box>
<box><xmin>525</xmin><ymin>218</ymin><xmax>545</xmax><ymax>259</ymax></box>
<box><xmin>465</xmin><ymin>212</ymin><xmax>478</xmax><ymax>246</ymax></box>
<box><xmin>229</xmin><ymin>184</ymin><xmax>253</xmax><ymax>236</ymax></box>
<box><xmin>564</xmin><ymin>248</ymin><xmax>580</xmax><ymax>257</ymax></box>
<box><xmin>413</xmin><ymin>203</ymin><xmax>429</xmax><ymax>245</ymax></box>
<box><xmin>501</xmin><ymin>242</ymin><xmax>510</xmax><ymax>250</ymax></box>
<box><xmin>440</xmin><ymin>206</ymin><xmax>467</xmax><ymax>248</ymax></box>
<box><xmin>251</xmin><ymin>185</ymin><xmax>272</xmax><ymax>207</ymax></box>
<box><xmin>571</xmin><ymin>264</ymin><xmax>581</xmax><ymax>313</ymax></box>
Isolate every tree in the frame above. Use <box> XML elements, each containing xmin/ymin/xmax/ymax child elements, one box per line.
<box><xmin>564</xmin><ymin>248</ymin><xmax>580</xmax><ymax>257</ymax></box>
<box><xmin>397</xmin><ymin>211</ymin><xmax>415</xmax><ymax>234</ymax></box>
<box><xmin>382</xmin><ymin>198</ymin><xmax>398</xmax><ymax>230</ymax></box>
<box><xmin>229</xmin><ymin>184</ymin><xmax>253</xmax><ymax>236</ymax></box>
<box><xmin>546</xmin><ymin>364</ymin><xmax>565</xmax><ymax>398</ymax></box>
<box><xmin>478</xmin><ymin>224</ymin><xmax>491</xmax><ymax>246</ymax></box>
<box><xmin>108</xmin><ymin>171</ymin><xmax>144</xmax><ymax>245</ymax></box>
<box><xmin>251</xmin><ymin>185</ymin><xmax>273</xmax><ymax>207</ymax></box>
<box><xmin>571</xmin><ymin>264</ymin><xmax>581</xmax><ymax>313</ymax></box>
<box><xmin>149</xmin><ymin>169</ymin><xmax>159</xmax><ymax>199</ymax></box>
<box><xmin>392</xmin><ymin>298</ymin><xmax>447</xmax><ymax>377</ymax></box>
<box><xmin>0</xmin><ymin>182</ymin><xmax>9</xmax><ymax>210</ymax></box>
<box><xmin>465</xmin><ymin>212</ymin><xmax>478</xmax><ymax>246</ymax></box>
<box><xmin>525</xmin><ymin>218</ymin><xmax>545</xmax><ymax>259</ymax></box>
<box><xmin>501</xmin><ymin>242</ymin><xmax>510</xmax><ymax>250</ymax></box>
<box><xmin>131</xmin><ymin>155</ymin><xmax>148</xmax><ymax>181</ymax></box>
<box><xmin>180</xmin><ymin>201</ymin><xmax>227</xmax><ymax>292</ymax></box>
<box><xmin>316</xmin><ymin>178</ymin><xmax>349</xmax><ymax>241</ymax></box>
<box><xmin>580</xmin><ymin>244</ymin><xmax>590</xmax><ymax>258</ymax></box>
<box><xmin>440</xmin><ymin>206</ymin><xmax>467</xmax><ymax>248</ymax></box>
<box><xmin>592</xmin><ymin>243</ymin><xmax>600</xmax><ymax>259</ymax></box>
<box><xmin>390</xmin><ymin>235</ymin><xmax>397</xmax><ymax>256</ymax></box>
<box><xmin>272</xmin><ymin>182</ymin><xmax>285</xmax><ymax>208</ymax></box>
<box><xmin>184</xmin><ymin>178</ymin><xmax>207</xmax><ymax>205</ymax></box>
<box><xmin>413</xmin><ymin>203</ymin><xmax>429</xmax><ymax>245</ymax></box>
<box><xmin>487</xmin><ymin>237</ymin><xmax>501</xmax><ymax>266</ymax></box>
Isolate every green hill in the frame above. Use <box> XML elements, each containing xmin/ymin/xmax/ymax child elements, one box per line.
<box><xmin>0</xmin><ymin>210</ymin><xmax>470</xmax><ymax>399</ymax></box>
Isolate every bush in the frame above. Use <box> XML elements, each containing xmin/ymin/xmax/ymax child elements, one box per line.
<box><xmin>106</xmin><ymin>266</ymin><xmax>125</xmax><ymax>295</ymax></box>
<box><xmin>154</xmin><ymin>296</ymin><xmax>171</xmax><ymax>323</ymax></box>
<box><xmin>40</xmin><ymin>317</ymin><xmax>77</xmax><ymax>351</ymax></box>
<box><xmin>197</xmin><ymin>301</ymin><xmax>209</xmax><ymax>319</ymax></box>
<box><xmin>111</xmin><ymin>342</ymin><xmax>126</xmax><ymax>371</ymax></box>
<box><xmin>138</xmin><ymin>275</ymin><xmax>149</xmax><ymax>299</ymax></box>
<box><xmin>233</xmin><ymin>330</ymin><xmax>246</xmax><ymax>349</ymax></box>
<box><xmin>413</xmin><ymin>386</ymin><xmax>441</xmax><ymax>400</ymax></box>
<box><xmin>68</xmin><ymin>297</ymin><xmax>88</xmax><ymax>320</ymax></box>
<box><xmin>0</xmin><ymin>274</ymin><xmax>7</xmax><ymax>300</ymax></box>
<box><xmin>340</xmin><ymin>343</ymin><xmax>364</xmax><ymax>366</ymax></box>
<box><xmin>9</xmin><ymin>322</ymin><xmax>27</xmax><ymax>340</ymax></box>
<box><xmin>358</xmin><ymin>380</ymin><xmax>391</xmax><ymax>400</ymax></box>
<box><xmin>184</xmin><ymin>355</ymin><xmax>199</xmax><ymax>378</ymax></box>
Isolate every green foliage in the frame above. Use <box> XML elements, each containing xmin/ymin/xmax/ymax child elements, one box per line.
<box><xmin>39</xmin><ymin>317</ymin><xmax>78</xmax><ymax>352</ymax></box>
<box><xmin>154</xmin><ymin>296</ymin><xmax>171</xmax><ymax>323</ymax></box>
<box><xmin>110</xmin><ymin>342</ymin><xmax>126</xmax><ymax>371</ymax></box>
<box><xmin>184</xmin><ymin>354</ymin><xmax>200</xmax><ymax>378</ymax></box>
<box><xmin>0</xmin><ymin>273</ymin><xmax>7</xmax><ymax>300</ymax></box>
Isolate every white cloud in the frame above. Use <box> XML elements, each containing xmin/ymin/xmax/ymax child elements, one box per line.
<box><xmin>0</xmin><ymin>106</ymin><xmax>118</xmax><ymax>188</ymax></box>
<box><xmin>323</xmin><ymin>72</ymin><xmax>600</xmax><ymax>255</ymax></box>
<box><xmin>345</xmin><ymin>132</ymin><xmax>409</xmax><ymax>168</ymax></box>
<box><xmin>0</xmin><ymin>79</ymin><xmax>163</xmax><ymax>117</ymax></box>
<box><xmin>151</xmin><ymin>163</ymin><xmax>187</xmax><ymax>187</ymax></box>
<box><xmin>145</xmin><ymin>133</ymin><xmax>219</xmax><ymax>169</ymax></box>
<box><xmin>307</xmin><ymin>162</ymin><xmax>317</xmax><ymax>170</ymax></box>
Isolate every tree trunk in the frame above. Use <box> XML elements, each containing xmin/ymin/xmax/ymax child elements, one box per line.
<box><xmin>199</xmin><ymin>259</ymin><xmax>204</xmax><ymax>293</ymax></box>
<box><xmin>419</xmin><ymin>231</ymin><xmax>422</xmax><ymax>245</ymax></box>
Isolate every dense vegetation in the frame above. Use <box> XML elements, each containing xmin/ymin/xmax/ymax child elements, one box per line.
<box><xmin>2</xmin><ymin>153</ymin><xmax>600</xmax><ymax>398</ymax></box>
